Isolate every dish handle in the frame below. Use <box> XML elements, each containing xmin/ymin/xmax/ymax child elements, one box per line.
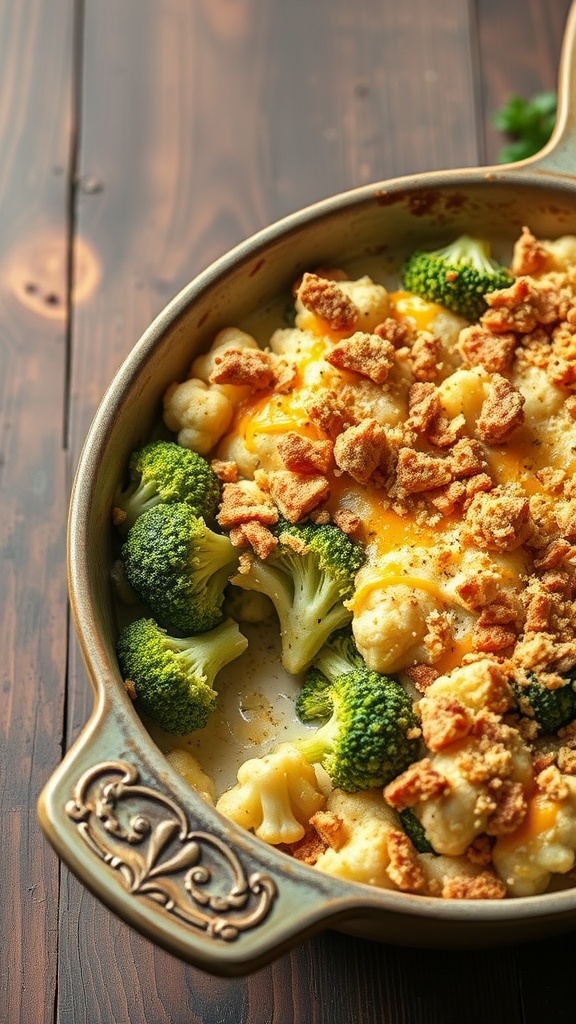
<box><xmin>521</xmin><ymin>0</ymin><xmax>576</xmax><ymax>177</ymax></box>
<box><xmin>37</xmin><ymin>698</ymin><xmax>355</xmax><ymax>976</ymax></box>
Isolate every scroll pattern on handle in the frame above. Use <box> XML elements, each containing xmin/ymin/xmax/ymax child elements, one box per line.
<box><xmin>65</xmin><ymin>760</ymin><xmax>277</xmax><ymax>941</ymax></box>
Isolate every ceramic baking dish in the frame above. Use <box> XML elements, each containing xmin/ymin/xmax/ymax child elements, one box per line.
<box><xmin>39</xmin><ymin>2</ymin><xmax>576</xmax><ymax>976</ymax></box>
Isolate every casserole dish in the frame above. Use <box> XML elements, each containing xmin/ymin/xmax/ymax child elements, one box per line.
<box><xmin>38</xmin><ymin>2</ymin><xmax>576</xmax><ymax>976</ymax></box>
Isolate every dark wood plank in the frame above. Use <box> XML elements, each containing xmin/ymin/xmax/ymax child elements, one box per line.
<box><xmin>474</xmin><ymin>5</ymin><xmax>576</xmax><ymax>1023</ymax></box>
<box><xmin>58</xmin><ymin>1</ymin><xmax>572</xmax><ymax>1022</ymax></box>
<box><xmin>476</xmin><ymin>0</ymin><xmax>572</xmax><ymax>165</ymax></box>
<box><xmin>0</xmin><ymin>1</ymin><xmax>75</xmax><ymax>1021</ymax></box>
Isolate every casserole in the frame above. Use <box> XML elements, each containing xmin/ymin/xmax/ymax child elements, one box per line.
<box><xmin>38</xmin><ymin>3</ymin><xmax>576</xmax><ymax>976</ymax></box>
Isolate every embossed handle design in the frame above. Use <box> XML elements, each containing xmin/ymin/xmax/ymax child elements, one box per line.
<box><xmin>65</xmin><ymin>758</ymin><xmax>277</xmax><ymax>942</ymax></box>
<box><xmin>38</xmin><ymin>703</ymin><xmax>346</xmax><ymax>975</ymax></box>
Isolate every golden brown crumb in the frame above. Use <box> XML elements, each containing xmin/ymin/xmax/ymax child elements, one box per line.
<box><xmin>472</xmin><ymin>623</ymin><xmax>517</xmax><ymax>655</ymax></box>
<box><xmin>272</xmin><ymin>358</ymin><xmax>299</xmax><ymax>394</ymax></box>
<box><xmin>565</xmin><ymin>395</ymin><xmax>576</xmax><ymax>419</ymax></box>
<box><xmin>375</xmin><ymin>317</ymin><xmax>414</xmax><ymax>347</ymax></box>
<box><xmin>458</xmin><ymin>325</ymin><xmax>517</xmax><ymax>374</ymax></box>
<box><xmin>449</xmin><ymin>437</ymin><xmax>489</xmax><ymax>478</ymax></box>
<box><xmin>511</xmin><ymin>226</ymin><xmax>550</xmax><ymax>277</ymax></box>
<box><xmin>423</xmin><ymin>610</ymin><xmax>454</xmax><ymax>664</ymax></box>
<box><xmin>210</xmin><ymin>458</ymin><xmax>239</xmax><ymax>483</ymax></box>
<box><xmin>456</xmin><ymin>713</ymin><xmax>516</xmax><ymax>785</ymax></box>
<box><xmin>428</xmin><ymin>479</ymin><xmax>467</xmax><ymax>515</ymax></box>
<box><xmin>441</xmin><ymin>871</ymin><xmax>506</xmax><ymax>900</ymax></box>
<box><xmin>324</xmin><ymin>331</ymin><xmax>396</xmax><ymax>384</ymax></box>
<box><xmin>532</xmin><ymin>750</ymin><xmax>557</xmax><ymax>775</ymax></box>
<box><xmin>264</xmin><ymin>469</ymin><xmax>330</xmax><ymax>522</ymax></box>
<box><xmin>306</xmin><ymin>388</ymin><xmax>353</xmax><ymax>438</ymax></box>
<box><xmin>407</xmin><ymin>381</ymin><xmax>440</xmax><ymax>433</ymax></box>
<box><xmin>476</xmin><ymin>374</ymin><xmax>525</xmax><ymax>443</ymax></box>
<box><xmin>536</xmin><ymin>764</ymin><xmax>570</xmax><ymax>801</ymax></box>
<box><xmin>287</xmin><ymin>830</ymin><xmax>328</xmax><ymax>865</ymax></box>
<box><xmin>332</xmin><ymin>508</ymin><xmax>362</xmax><ymax>535</ymax></box>
<box><xmin>209</xmin><ymin>347</ymin><xmax>276</xmax><ymax>389</ymax></box>
<box><xmin>455</xmin><ymin>570</ymin><xmax>503</xmax><ymax>610</ymax></box>
<box><xmin>404</xmin><ymin>664</ymin><xmax>440</xmax><ymax>692</ymax></box>
<box><xmin>428</xmin><ymin>414</ymin><xmax>466</xmax><ymax>449</ymax></box>
<box><xmin>466</xmin><ymin>835</ymin><xmax>493</xmax><ymax>866</ymax></box>
<box><xmin>395</xmin><ymin>448</ymin><xmax>453</xmax><ymax>495</ymax></box>
<box><xmin>216</xmin><ymin>481</ymin><xmax>278</xmax><ymax>529</ymax></box>
<box><xmin>533</xmin><ymin>539</ymin><xmax>574</xmax><ymax>572</ymax></box>
<box><xmin>112</xmin><ymin>506</ymin><xmax>127</xmax><ymax>527</ymax></box>
<box><xmin>309</xmin><ymin>508</ymin><xmax>332</xmax><ymax>525</ymax></box>
<box><xmin>124</xmin><ymin>678</ymin><xmax>137</xmax><ymax>701</ymax></box>
<box><xmin>384</xmin><ymin>758</ymin><xmax>450</xmax><ymax>810</ymax></box>
<box><xmin>482</xmin><ymin>275</ymin><xmax>561</xmax><ymax>334</ymax></box>
<box><xmin>418</xmin><ymin>695</ymin><xmax>472</xmax><ymax>752</ymax></box>
<box><xmin>229</xmin><ymin>521</ymin><xmax>278</xmax><ymax>560</ymax></box>
<box><xmin>485</xmin><ymin>779</ymin><xmax>527</xmax><ymax>836</ymax></box>
<box><xmin>297</xmin><ymin>272</ymin><xmax>359</xmax><ymax>331</ymax></box>
<box><xmin>549</xmin><ymin>324</ymin><xmax>576</xmax><ymax>387</ymax></box>
<box><xmin>276</xmin><ymin>432</ymin><xmax>333</xmax><ymax>475</ymax></box>
<box><xmin>309</xmin><ymin>810</ymin><xmax>346</xmax><ymax>851</ymax></box>
<box><xmin>463</xmin><ymin>485</ymin><xmax>532</xmax><ymax>552</ymax></box>
<box><xmin>410</xmin><ymin>331</ymin><xmax>441</xmax><ymax>382</ymax></box>
<box><xmin>386</xmin><ymin>830</ymin><xmax>426</xmax><ymax>892</ymax></box>
<box><xmin>557</xmin><ymin>747</ymin><xmax>576</xmax><ymax>775</ymax></box>
<box><xmin>524</xmin><ymin>590</ymin><xmax>553</xmax><ymax>633</ymax></box>
<box><xmin>333</xmin><ymin>418</ymin><xmax>393</xmax><ymax>486</ymax></box>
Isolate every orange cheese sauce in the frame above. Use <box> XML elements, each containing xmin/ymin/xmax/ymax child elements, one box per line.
<box><xmin>494</xmin><ymin>793</ymin><xmax>560</xmax><ymax>854</ymax></box>
<box><xmin>222</xmin><ymin>282</ymin><xmax>570</xmax><ymax>688</ymax></box>
<box><xmin>389</xmin><ymin>290</ymin><xmax>445</xmax><ymax>329</ymax></box>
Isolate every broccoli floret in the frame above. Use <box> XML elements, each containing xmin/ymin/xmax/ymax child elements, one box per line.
<box><xmin>296</xmin><ymin>628</ymin><xmax>363</xmax><ymax>723</ymax></box>
<box><xmin>230</xmin><ymin>519</ymin><xmax>365</xmax><ymax>675</ymax></box>
<box><xmin>399</xmin><ymin>808</ymin><xmax>435</xmax><ymax>855</ymax></box>
<box><xmin>116</xmin><ymin>616</ymin><xmax>248</xmax><ymax>734</ymax></box>
<box><xmin>113</xmin><ymin>439</ymin><xmax>221</xmax><ymax>533</ymax></box>
<box><xmin>512</xmin><ymin>671</ymin><xmax>576</xmax><ymax>735</ymax></box>
<box><xmin>296</xmin><ymin>665</ymin><xmax>420</xmax><ymax>792</ymax></box>
<box><xmin>295</xmin><ymin>669</ymin><xmax>335</xmax><ymax>724</ymax></box>
<box><xmin>122</xmin><ymin>502</ymin><xmax>239</xmax><ymax>634</ymax></box>
<box><xmin>401</xmin><ymin>235</ymin><xmax>513</xmax><ymax>321</ymax></box>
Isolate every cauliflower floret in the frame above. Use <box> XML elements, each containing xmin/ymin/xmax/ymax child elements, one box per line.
<box><xmin>437</xmin><ymin>365</ymin><xmax>490</xmax><ymax>430</ymax></box>
<box><xmin>163</xmin><ymin>378</ymin><xmax>233</xmax><ymax>454</ymax></box>
<box><xmin>214</xmin><ymin>430</ymin><xmax>260</xmax><ymax>478</ymax></box>
<box><xmin>416</xmin><ymin>723</ymin><xmax>533</xmax><ymax>857</ymax></box>
<box><xmin>165</xmin><ymin>748</ymin><xmax>216</xmax><ymax>805</ymax></box>
<box><xmin>492</xmin><ymin>778</ymin><xmax>576</xmax><ymax>896</ymax></box>
<box><xmin>294</xmin><ymin>275</ymin><xmax>391</xmax><ymax>335</ymax></box>
<box><xmin>423</xmin><ymin>659</ymin><xmax>514</xmax><ymax>717</ymax></box>
<box><xmin>313</xmin><ymin>788</ymin><xmax>400</xmax><ymax>888</ymax></box>
<box><xmin>429</xmin><ymin>309</ymin><xmax>469</xmax><ymax>374</ymax></box>
<box><xmin>511</xmin><ymin>362</ymin><xmax>566</xmax><ymax>423</ymax></box>
<box><xmin>215</xmin><ymin>742</ymin><xmax>326</xmax><ymax>845</ymax></box>
<box><xmin>540</xmin><ymin>235</ymin><xmax>576</xmax><ymax>271</ymax></box>
<box><xmin>351</xmin><ymin>580</ymin><xmax>441</xmax><ymax>674</ymax></box>
<box><xmin>191</xmin><ymin>326</ymin><xmax>260</xmax><ymax>402</ymax></box>
<box><xmin>269</xmin><ymin>326</ymin><xmax>319</xmax><ymax>357</ymax></box>
<box><xmin>336</xmin><ymin>276</ymin><xmax>392</xmax><ymax>332</ymax></box>
<box><xmin>419</xmin><ymin>852</ymin><xmax>506</xmax><ymax>899</ymax></box>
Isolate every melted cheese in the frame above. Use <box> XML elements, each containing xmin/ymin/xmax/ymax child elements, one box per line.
<box><xmin>495</xmin><ymin>793</ymin><xmax>560</xmax><ymax>854</ymax></box>
<box><xmin>389</xmin><ymin>290</ymin><xmax>444</xmax><ymax>330</ymax></box>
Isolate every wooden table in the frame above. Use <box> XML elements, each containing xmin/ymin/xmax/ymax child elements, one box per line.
<box><xmin>3</xmin><ymin>1</ymin><xmax>576</xmax><ymax>1021</ymax></box>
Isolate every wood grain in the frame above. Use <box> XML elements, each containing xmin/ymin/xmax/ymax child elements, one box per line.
<box><xmin>59</xmin><ymin>3</ymin><xmax>500</xmax><ymax>1021</ymax></box>
<box><xmin>1</xmin><ymin>0</ymin><xmax>575</xmax><ymax>1021</ymax></box>
<box><xmin>477</xmin><ymin>0</ymin><xmax>572</xmax><ymax>165</ymax></box>
<box><xmin>0</xmin><ymin>2</ymin><xmax>74</xmax><ymax>1022</ymax></box>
